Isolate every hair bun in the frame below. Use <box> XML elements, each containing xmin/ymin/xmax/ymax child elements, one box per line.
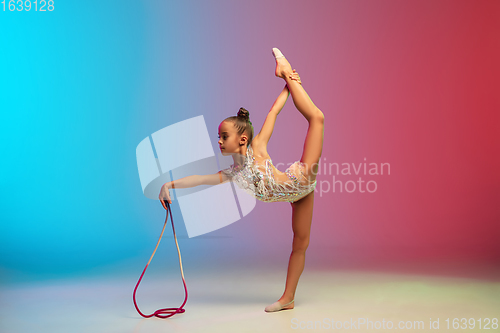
<box><xmin>237</xmin><ymin>107</ymin><xmax>250</xmax><ymax>122</ymax></box>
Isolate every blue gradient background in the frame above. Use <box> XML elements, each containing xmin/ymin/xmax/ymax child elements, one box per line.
<box><xmin>1</xmin><ymin>0</ymin><xmax>499</xmax><ymax>284</ymax></box>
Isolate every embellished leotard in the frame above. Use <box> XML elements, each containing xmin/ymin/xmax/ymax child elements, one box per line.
<box><xmin>221</xmin><ymin>145</ymin><xmax>317</xmax><ymax>203</ymax></box>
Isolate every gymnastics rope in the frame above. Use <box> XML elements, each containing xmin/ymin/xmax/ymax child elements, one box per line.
<box><xmin>132</xmin><ymin>200</ymin><xmax>188</xmax><ymax>318</ymax></box>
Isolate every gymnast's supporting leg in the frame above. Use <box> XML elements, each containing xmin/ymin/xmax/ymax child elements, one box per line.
<box><xmin>277</xmin><ymin>190</ymin><xmax>315</xmax><ymax>309</ymax></box>
<box><xmin>271</xmin><ymin>49</ymin><xmax>324</xmax><ymax>311</ymax></box>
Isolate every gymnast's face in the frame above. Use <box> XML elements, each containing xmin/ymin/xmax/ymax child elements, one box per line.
<box><xmin>218</xmin><ymin>121</ymin><xmax>246</xmax><ymax>156</ymax></box>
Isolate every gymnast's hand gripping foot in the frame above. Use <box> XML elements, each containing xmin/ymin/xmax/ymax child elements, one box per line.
<box><xmin>159</xmin><ymin>47</ymin><xmax>324</xmax><ymax>313</ymax></box>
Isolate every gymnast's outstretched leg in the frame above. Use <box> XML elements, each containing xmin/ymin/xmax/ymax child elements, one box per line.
<box><xmin>274</xmin><ymin>48</ymin><xmax>325</xmax><ymax>181</ymax></box>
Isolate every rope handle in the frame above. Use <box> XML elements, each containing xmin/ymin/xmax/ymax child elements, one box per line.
<box><xmin>132</xmin><ymin>201</ymin><xmax>188</xmax><ymax>318</ymax></box>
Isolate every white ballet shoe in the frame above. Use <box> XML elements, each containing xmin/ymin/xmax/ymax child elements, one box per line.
<box><xmin>272</xmin><ymin>47</ymin><xmax>288</xmax><ymax>79</ymax></box>
<box><xmin>272</xmin><ymin>47</ymin><xmax>285</xmax><ymax>59</ymax></box>
<box><xmin>264</xmin><ymin>299</ymin><xmax>294</xmax><ymax>312</ymax></box>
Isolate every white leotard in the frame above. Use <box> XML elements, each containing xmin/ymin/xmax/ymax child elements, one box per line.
<box><xmin>221</xmin><ymin>145</ymin><xmax>316</xmax><ymax>203</ymax></box>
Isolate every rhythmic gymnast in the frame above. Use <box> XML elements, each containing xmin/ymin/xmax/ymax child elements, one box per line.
<box><xmin>159</xmin><ymin>47</ymin><xmax>325</xmax><ymax>312</ymax></box>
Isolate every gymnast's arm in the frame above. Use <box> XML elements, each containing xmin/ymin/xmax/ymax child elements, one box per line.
<box><xmin>159</xmin><ymin>171</ymin><xmax>230</xmax><ymax>205</ymax></box>
<box><xmin>253</xmin><ymin>70</ymin><xmax>301</xmax><ymax>146</ymax></box>
<box><xmin>169</xmin><ymin>171</ymin><xmax>230</xmax><ymax>187</ymax></box>
<box><xmin>253</xmin><ymin>85</ymin><xmax>290</xmax><ymax>146</ymax></box>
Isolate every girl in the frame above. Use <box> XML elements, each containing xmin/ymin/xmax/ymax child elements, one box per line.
<box><xmin>159</xmin><ymin>48</ymin><xmax>324</xmax><ymax>312</ymax></box>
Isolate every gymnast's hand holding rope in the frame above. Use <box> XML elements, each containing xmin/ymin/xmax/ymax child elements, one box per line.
<box><xmin>132</xmin><ymin>181</ymin><xmax>187</xmax><ymax>319</ymax></box>
<box><xmin>159</xmin><ymin>182</ymin><xmax>173</xmax><ymax>209</ymax></box>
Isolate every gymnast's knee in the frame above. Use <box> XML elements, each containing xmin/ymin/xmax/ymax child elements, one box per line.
<box><xmin>292</xmin><ymin>236</ymin><xmax>310</xmax><ymax>253</ymax></box>
<box><xmin>311</xmin><ymin>108</ymin><xmax>324</xmax><ymax>124</ymax></box>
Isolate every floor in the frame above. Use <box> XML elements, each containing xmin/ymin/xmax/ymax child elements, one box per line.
<box><xmin>1</xmin><ymin>260</ymin><xmax>499</xmax><ymax>333</ymax></box>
